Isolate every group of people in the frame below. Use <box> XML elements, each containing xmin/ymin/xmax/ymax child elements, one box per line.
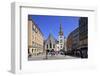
<box><xmin>46</xmin><ymin>49</ymin><xmax>67</xmax><ymax>56</ymax></box>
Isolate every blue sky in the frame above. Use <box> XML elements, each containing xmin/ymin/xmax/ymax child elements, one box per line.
<box><xmin>30</xmin><ymin>15</ymin><xmax>79</xmax><ymax>39</ymax></box>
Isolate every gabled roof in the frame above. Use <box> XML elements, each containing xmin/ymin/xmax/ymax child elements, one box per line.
<box><xmin>45</xmin><ymin>33</ymin><xmax>57</xmax><ymax>43</ymax></box>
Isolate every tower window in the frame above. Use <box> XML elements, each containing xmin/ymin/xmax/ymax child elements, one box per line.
<box><xmin>60</xmin><ymin>40</ymin><xmax>62</xmax><ymax>43</ymax></box>
<box><xmin>60</xmin><ymin>36</ymin><xmax>62</xmax><ymax>38</ymax></box>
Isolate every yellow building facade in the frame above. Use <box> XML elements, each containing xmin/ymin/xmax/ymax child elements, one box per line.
<box><xmin>28</xmin><ymin>15</ymin><xmax>44</xmax><ymax>56</ymax></box>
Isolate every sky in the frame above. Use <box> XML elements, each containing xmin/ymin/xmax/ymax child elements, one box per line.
<box><xmin>30</xmin><ymin>15</ymin><xmax>80</xmax><ymax>40</ymax></box>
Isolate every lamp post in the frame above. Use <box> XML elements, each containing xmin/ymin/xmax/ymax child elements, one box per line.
<box><xmin>45</xmin><ymin>49</ymin><xmax>48</xmax><ymax>59</ymax></box>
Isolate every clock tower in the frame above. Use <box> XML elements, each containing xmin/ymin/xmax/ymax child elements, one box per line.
<box><xmin>58</xmin><ymin>24</ymin><xmax>64</xmax><ymax>50</ymax></box>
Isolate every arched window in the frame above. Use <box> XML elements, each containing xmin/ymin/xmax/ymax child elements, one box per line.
<box><xmin>50</xmin><ymin>42</ymin><xmax>52</xmax><ymax>48</ymax></box>
<box><xmin>47</xmin><ymin>44</ymin><xmax>48</xmax><ymax>48</ymax></box>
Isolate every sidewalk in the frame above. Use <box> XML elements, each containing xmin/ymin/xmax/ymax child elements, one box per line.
<box><xmin>28</xmin><ymin>54</ymin><xmax>79</xmax><ymax>61</ymax></box>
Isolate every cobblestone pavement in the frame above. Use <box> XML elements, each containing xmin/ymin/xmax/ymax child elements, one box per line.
<box><xmin>28</xmin><ymin>54</ymin><xmax>80</xmax><ymax>61</ymax></box>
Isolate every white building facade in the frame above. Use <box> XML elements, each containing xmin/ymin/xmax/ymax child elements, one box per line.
<box><xmin>45</xmin><ymin>24</ymin><xmax>66</xmax><ymax>52</ymax></box>
<box><xmin>58</xmin><ymin>24</ymin><xmax>64</xmax><ymax>50</ymax></box>
<box><xmin>45</xmin><ymin>34</ymin><xmax>57</xmax><ymax>51</ymax></box>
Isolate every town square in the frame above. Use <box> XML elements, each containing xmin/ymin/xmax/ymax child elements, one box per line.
<box><xmin>28</xmin><ymin>15</ymin><xmax>88</xmax><ymax>60</ymax></box>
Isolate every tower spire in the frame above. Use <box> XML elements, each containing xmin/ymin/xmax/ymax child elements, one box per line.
<box><xmin>59</xmin><ymin>23</ymin><xmax>63</xmax><ymax>35</ymax></box>
<box><xmin>60</xmin><ymin>24</ymin><xmax>62</xmax><ymax>32</ymax></box>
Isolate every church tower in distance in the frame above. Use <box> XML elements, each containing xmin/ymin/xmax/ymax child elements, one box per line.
<box><xmin>58</xmin><ymin>24</ymin><xmax>64</xmax><ymax>50</ymax></box>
